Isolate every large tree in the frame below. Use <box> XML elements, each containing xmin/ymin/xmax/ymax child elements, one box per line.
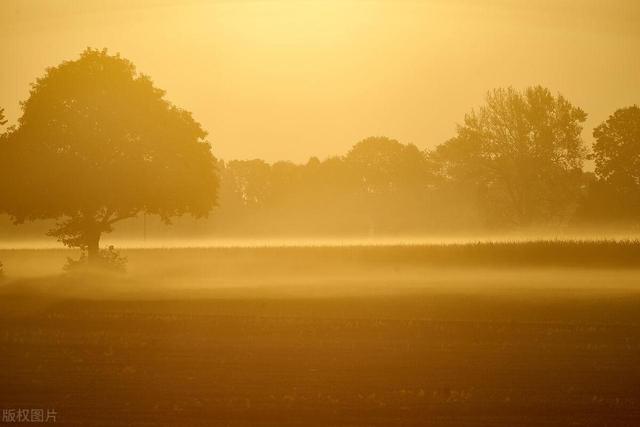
<box><xmin>430</xmin><ymin>86</ymin><xmax>587</xmax><ymax>227</ymax></box>
<box><xmin>0</xmin><ymin>48</ymin><xmax>218</xmax><ymax>264</ymax></box>
<box><xmin>581</xmin><ymin>105</ymin><xmax>640</xmax><ymax>222</ymax></box>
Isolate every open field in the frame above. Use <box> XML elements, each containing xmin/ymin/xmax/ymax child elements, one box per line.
<box><xmin>1</xmin><ymin>243</ymin><xmax>640</xmax><ymax>426</ymax></box>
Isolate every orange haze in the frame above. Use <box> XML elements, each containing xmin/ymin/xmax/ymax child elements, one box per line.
<box><xmin>1</xmin><ymin>0</ymin><xmax>639</xmax><ymax>162</ymax></box>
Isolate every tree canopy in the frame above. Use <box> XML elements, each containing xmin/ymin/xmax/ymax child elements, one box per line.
<box><xmin>0</xmin><ymin>48</ymin><xmax>218</xmax><ymax>263</ymax></box>
<box><xmin>430</xmin><ymin>86</ymin><xmax>587</xmax><ymax>226</ymax></box>
<box><xmin>593</xmin><ymin>105</ymin><xmax>640</xmax><ymax>185</ymax></box>
<box><xmin>577</xmin><ymin>106</ymin><xmax>640</xmax><ymax>224</ymax></box>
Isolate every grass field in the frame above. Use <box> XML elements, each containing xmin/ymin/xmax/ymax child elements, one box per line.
<box><xmin>1</xmin><ymin>242</ymin><xmax>640</xmax><ymax>426</ymax></box>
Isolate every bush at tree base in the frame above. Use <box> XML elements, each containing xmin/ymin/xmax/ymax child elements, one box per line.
<box><xmin>64</xmin><ymin>246</ymin><xmax>127</xmax><ymax>273</ymax></box>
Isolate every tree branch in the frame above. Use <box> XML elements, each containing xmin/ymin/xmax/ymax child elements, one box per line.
<box><xmin>107</xmin><ymin>213</ymin><xmax>137</xmax><ymax>225</ymax></box>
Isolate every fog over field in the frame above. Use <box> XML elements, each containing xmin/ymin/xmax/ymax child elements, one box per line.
<box><xmin>2</xmin><ymin>245</ymin><xmax>640</xmax><ymax>426</ymax></box>
<box><xmin>3</xmin><ymin>242</ymin><xmax>640</xmax><ymax>294</ymax></box>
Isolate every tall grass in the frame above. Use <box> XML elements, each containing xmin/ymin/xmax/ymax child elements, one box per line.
<box><xmin>124</xmin><ymin>239</ymin><xmax>640</xmax><ymax>274</ymax></box>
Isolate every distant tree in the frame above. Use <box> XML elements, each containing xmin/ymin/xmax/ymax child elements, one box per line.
<box><xmin>270</xmin><ymin>161</ymin><xmax>303</xmax><ymax>204</ymax></box>
<box><xmin>580</xmin><ymin>105</ymin><xmax>640</xmax><ymax>222</ymax></box>
<box><xmin>0</xmin><ymin>48</ymin><xmax>218</xmax><ymax>265</ymax></box>
<box><xmin>346</xmin><ymin>137</ymin><xmax>406</xmax><ymax>191</ymax></box>
<box><xmin>346</xmin><ymin>137</ymin><xmax>432</xmax><ymax>195</ymax></box>
<box><xmin>345</xmin><ymin>137</ymin><xmax>433</xmax><ymax>232</ymax></box>
<box><xmin>593</xmin><ymin>106</ymin><xmax>640</xmax><ymax>186</ymax></box>
<box><xmin>225</xmin><ymin>159</ymin><xmax>273</xmax><ymax>208</ymax></box>
<box><xmin>208</xmin><ymin>138</ymin><xmax>437</xmax><ymax>236</ymax></box>
<box><xmin>431</xmin><ymin>86</ymin><xmax>587</xmax><ymax>226</ymax></box>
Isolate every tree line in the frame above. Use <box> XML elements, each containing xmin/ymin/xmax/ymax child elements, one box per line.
<box><xmin>0</xmin><ymin>49</ymin><xmax>639</xmax><ymax>267</ymax></box>
<box><xmin>209</xmin><ymin>89</ymin><xmax>639</xmax><ymax>236</ymax></box>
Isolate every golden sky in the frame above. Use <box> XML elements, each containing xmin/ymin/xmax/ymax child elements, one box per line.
<box><xmin>1</xmin><ymin>0</ymin><xmax>639</xmax><ymax>162</ymax></box>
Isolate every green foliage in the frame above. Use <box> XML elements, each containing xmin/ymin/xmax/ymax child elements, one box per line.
<box><xmin>430</xmin><ymin>86</ymin><xmax>587</xmax><ymax>227</ymax></box>
<box><xmin>0</xmin><ymin>48</ymin><xmax>218</xmax><ymax>261</ymax></box>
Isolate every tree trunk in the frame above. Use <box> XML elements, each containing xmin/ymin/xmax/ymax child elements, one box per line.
<box><xmin>86</xmin><ymin>231</ymin><xmax>101</xmax><ymax>265</ymax></box>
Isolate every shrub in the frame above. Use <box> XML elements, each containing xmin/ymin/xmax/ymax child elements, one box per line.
<box><xmin>64</xmin><ymin>246</ymin><xmax>127</xmax><ymax>273</ymax></box>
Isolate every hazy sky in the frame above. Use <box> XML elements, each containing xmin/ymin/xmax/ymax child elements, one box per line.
<box><xmin>1</xmin><ymin>0</ymin><xmax>639</xmax><ymax>162</ymax></box>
